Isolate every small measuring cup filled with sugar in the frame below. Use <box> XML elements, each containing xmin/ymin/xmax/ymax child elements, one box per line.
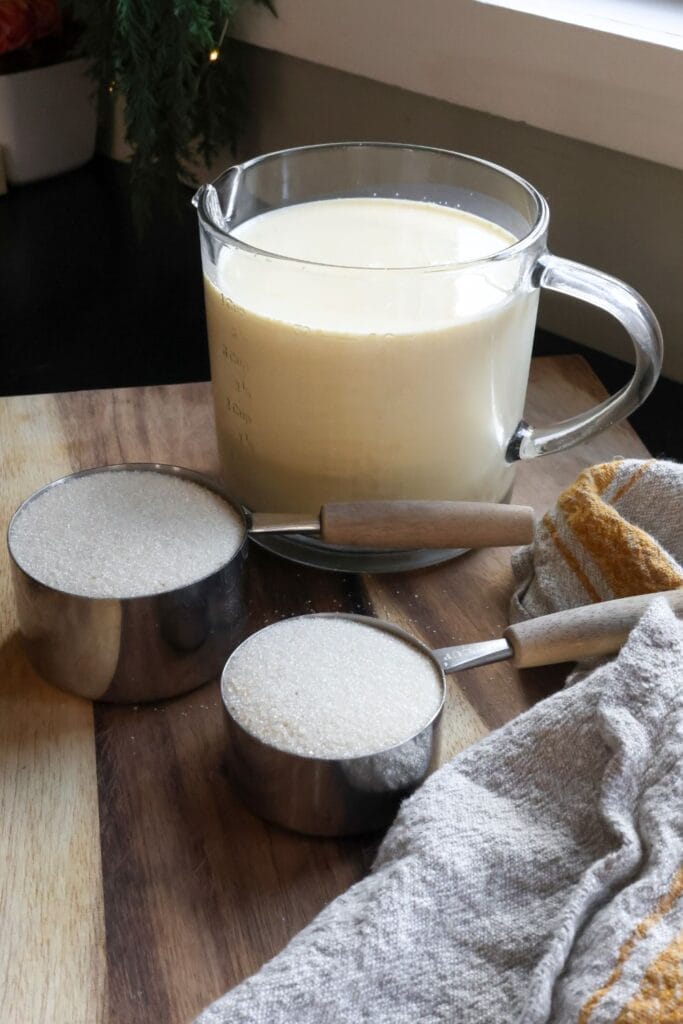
<box><xmin>221</xmin><ymin>592</ymin><xmax>683</xmax><ymax>836</ymax></box>
<box><xmin>221</xmin><ymin>614</ymin><xmax>445</xmax><ymax>837</ymax></box>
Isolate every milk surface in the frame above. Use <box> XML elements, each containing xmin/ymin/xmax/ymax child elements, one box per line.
<box><xmin>204</xmin><ymin>197</ymin><xmax>538</xmax><ymax>512</ymax></box>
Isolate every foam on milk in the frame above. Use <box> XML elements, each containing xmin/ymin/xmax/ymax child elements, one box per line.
<box><xmin>204</xmin><ymin>197</ymin><xmax>538</xmax><ymax>512</ymax></box>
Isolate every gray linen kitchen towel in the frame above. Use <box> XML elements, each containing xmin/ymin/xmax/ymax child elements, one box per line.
<box><xmin>195</xmin><ymin>598</ymin><xmax>683</xmax><ymax>1024</ymax></box>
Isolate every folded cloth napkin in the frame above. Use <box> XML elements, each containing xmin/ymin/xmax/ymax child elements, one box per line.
<box><xmin>511</xmin><ymin>458</ymin><xmax>683</xmax><ymax>621</ymax></box>
<box><xmin>195</xmin><ymin>599</ymin><xmax>683</xmax><ymax>1024</ymax></box>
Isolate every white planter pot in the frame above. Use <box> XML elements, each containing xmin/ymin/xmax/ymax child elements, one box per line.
<box><xmin>0</xmin><ymin>57</ymin><xmax>97</xmax><ymax>185</ymax></box>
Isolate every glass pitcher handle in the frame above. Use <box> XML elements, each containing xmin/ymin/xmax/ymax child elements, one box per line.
<box><xmin>506</xmin><ymin>253</ymin><xmax>663</xmax><ymax>462</ymax></box>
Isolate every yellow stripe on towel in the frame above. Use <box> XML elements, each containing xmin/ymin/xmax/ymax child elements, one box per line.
<box><xmin>556</xmin><ymin>464</ymin><xmax>683</xmax><ymax>599</ymax></box>
<box><xmin>615</xmin><ymin>930</ymin><xmax>683</xmax><ymax>1023</ymax></box>
<box><xmin>610</xmin><ymin>459</ymin><xmax>654</xmax><ymax>505</ymax></box>
<box><xmin>541</xmin><ymin>513</ymin><xmax>602</xmax><ymax>603</ymax></box>
<box><xmin>579</xmin><ymin>866</ymin><xmax>683</xmax><ymax>1024</ymax></box>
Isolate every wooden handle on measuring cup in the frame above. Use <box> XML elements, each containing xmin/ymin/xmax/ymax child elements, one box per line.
<box><xmin>318</xmin><ymin>501</ymin><xmax>536</xmax><ymax>549</ymax></box>
<box><xmin>504</xmin><ymin>589</ymin><xmax>683</xmax><ymax>668</ymax></box>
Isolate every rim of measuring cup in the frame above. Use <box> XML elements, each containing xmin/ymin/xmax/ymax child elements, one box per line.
<box><xmin>195</xmin><ymin>141</ymin><xmax>550</xmax><ymax>273</ymax></box>
<box><xmin>220</xmin><ymin>611</ymin><xmax>446</xmax><ymax>763</ymax></box>
<box><xmin>7</xmin><ymin>462</ymin><xmax>250</xmax><ymax>601</ymax></box>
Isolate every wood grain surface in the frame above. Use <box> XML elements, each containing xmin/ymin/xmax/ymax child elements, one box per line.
<box><xmin>0</xmin><ymin>357</ymin><xmax>649</xmax><ymax>1024</ymax></box>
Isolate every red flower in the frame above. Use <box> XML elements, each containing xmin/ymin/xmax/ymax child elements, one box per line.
<box><xmin>0</xmin><ymin>0</ymin><xmax>61</xmax><ymax>57</ymax></box>
<box><xmin>0</xmin><ymin>1</ymin><xmax>33</xmax><ymax>55</ymax></box>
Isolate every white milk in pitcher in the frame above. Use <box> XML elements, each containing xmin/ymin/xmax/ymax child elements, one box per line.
<box><xmin>204</xmin><ymin>197</ymin><xmax>538</xmax><ymax>512</ymax></box>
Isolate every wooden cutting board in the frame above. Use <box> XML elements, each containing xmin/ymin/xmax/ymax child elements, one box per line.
<box><xmin>0</xmin><ymin>356</ymin><xmax>649</xmax><ymax>1024</ymax></box>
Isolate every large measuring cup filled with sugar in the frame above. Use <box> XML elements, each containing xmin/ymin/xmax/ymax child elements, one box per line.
<box><xmin>193</xmin><ymin>143</ymin><xmax>662</xmax><ymax>572</ymax></box>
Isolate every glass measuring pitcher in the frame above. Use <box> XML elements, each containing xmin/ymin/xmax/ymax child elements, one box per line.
<box><xmin>194</xmin><ymin>143</ymin><xmax>662</xmax><ymax>572</ymax></box>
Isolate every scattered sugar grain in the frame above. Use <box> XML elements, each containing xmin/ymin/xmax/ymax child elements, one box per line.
<box><xmin>223</xmin><ymin>617</ymin><xmax>443</xmax><ymax>758</ymax></box>
<box><xmin>10</xmin><ymin>469</ymin><xmax>245</xmax><ymax>598</ymax></box>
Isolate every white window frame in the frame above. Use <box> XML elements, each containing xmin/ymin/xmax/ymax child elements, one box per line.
<box><xmin>233</xmin><ymin>0</ymin><xmax>683</xmax><ymax>171</ymax></box>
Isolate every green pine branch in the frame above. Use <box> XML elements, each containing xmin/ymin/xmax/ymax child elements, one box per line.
<box><xmin>65</xmin><ymin>0</ymin><xmax>275</xmax><ymax>225</ymax></box>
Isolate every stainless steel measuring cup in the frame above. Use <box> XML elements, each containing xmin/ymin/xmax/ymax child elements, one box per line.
<box><xmin>221</xmin><ymin>590</ymin><xmax>682</xmax><ymax>836</ymax></box>
<box><xmin>8</xmin><ymin>464</ymin><xmax>250</xmax><ymax>703</ymax></box>
<box><xmin>8</xmin><ymin>462</ymin><xmax>534</xmax><ymax>703</ymax></box>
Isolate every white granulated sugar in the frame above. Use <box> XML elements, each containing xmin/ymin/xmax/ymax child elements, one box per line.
<box><xmin>223</xmin><ymin>617</ymin><xmax>443</xmax><ymax>758</ymax></box>
<box><xmin>10</xmin><ymin>470</ymin><xmax>245</xmax><ymax>598</ymax></box>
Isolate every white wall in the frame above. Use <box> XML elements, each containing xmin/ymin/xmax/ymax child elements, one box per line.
<box><xmin>234</xmin><ymin>0</ymin><xmax>683</xmax><ymax>171</ymax></box>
